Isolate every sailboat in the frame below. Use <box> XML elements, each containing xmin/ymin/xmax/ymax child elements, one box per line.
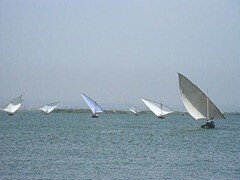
<box><xmin>39</xmin><ymin>102</ymin><xmax>60</xmax><ymax>114</ymax></box>
<box><xmin>178</xmin><ymin>73</ymin><xmax>225</xmax><ymax>128</ymax></box>
<box><xmin>126</xmin><ymin>103</ymin><xmax>141</xmax><ymax>116</ymax></box>
<box><xmin>81</xmin><ymin>93</ymin><xmax>103</xmax><ymax>118</ymax></box>
<box><xmin>2</xmin><ymin>95</ymin><xmax>24</xmax><ymax>115</ymax></box>
<box><xmin>141</xmin><ymin>98</ymin><xmax>174</xmax><ymax>119</ymax></box>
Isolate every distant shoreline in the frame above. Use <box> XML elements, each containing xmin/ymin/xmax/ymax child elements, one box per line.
<box><xmin>4</xmin><ymin>109</ymin><xmax>239</xmax><ymax>115</ymax></box>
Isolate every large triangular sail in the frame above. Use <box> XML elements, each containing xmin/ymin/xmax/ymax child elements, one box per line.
<box><xmin>141</xmin><ymin>98</ymin><xmax>173</xmax><ymax>117</ymax></box>
<box><xmin>178</xmin><ymin>73</ymin><xmax>225</xmax><ymax>120</ymax></box>
<box><xmin>39</xmin><ymin>102</ymin><xmax>60</xmax><ymax>114</ymax></box>
<box><xmin>81</xmin><ymin>94</ymin><xmax>103</xmax><ymax>114</ymax></box>
<box><xmin>2</xmin><ymin>95</ymin><xmax>24</xmax><ymax>114</ymax></box>
<box><xmin>126</xmin><ymin>103</ymin><xmax>141</xmax><ymax>114</ymax></box>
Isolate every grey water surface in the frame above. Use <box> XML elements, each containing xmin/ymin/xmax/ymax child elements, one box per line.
<box><xmin>0</xmin><ymin>111</ymin><xmax>239</xmax><ymax>180</ymax></box>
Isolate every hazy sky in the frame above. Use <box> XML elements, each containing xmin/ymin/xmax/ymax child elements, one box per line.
<box><xmin>0</xmin><ymin>0</ymin><xmax>239</xmax><ymax>111</ymax></box>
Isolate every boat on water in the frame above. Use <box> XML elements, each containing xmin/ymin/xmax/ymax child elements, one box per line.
<box><xmin>126</xmin><ymin>103</ymin><xmax>141</xmax><ymax>116</ymax></box>
<box><xmin>178</xmin><ymin>73</ymin><xmax>225</xmax><ymax>128</ymax></box>
<box><xmin>1</xmin><ymin>95</ymin><xmax>24</xmax><ymax>115</ymax></box>
<box><xmin>81</xmin><ymin>93</ymin><xmax>103</xmax><ymax>118</ymax></box>
<box><xmin>141</xmin><ymin>98</ymin><xmax>174</xmax><ymax>119</ymax></box>
<box><xmin>39</xmin><ymin>102</ymin><xmax>60</xmax><ymax>114</ymax></box>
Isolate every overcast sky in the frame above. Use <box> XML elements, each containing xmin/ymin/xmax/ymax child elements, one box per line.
<box><xmin>0</xmin><ymin>0</ymin><xmax>239</xmax><ymax>111</ymax></box>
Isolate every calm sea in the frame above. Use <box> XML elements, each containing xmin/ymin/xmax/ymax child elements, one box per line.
<box><xmin>0</xmin><ymin>111</ymin><xmax>239</xmax><ymax>180</ymax></box>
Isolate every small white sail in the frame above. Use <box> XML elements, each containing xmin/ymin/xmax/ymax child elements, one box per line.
<box><xmin>178</xmin><ymin>73</ymin><xmax>225</xmax><ymax>120</ymax></box>
<box><xmin>2</xmin><ymin>95</ymin><xmax>24</xmax><ymax>114</ymax></box>
<box><xmin>39</xmin><ymin>102</ymin><xmax>59</xmax><ymax>114</ymax></box>
<box><xmin>141</xmin><ymin>98</ymin><xmax>173</xmax><ymax>117</ymax></box>
<box><xmin>126</xmin><ymin>103</ymin><xmax>141</xmax><ymax>114</ymax></box>
<box><xmin>2</xmin><ymin>103</ymin><xmax>22</xmax><ymax>114</ymax></box>
<box><xmin>81</xmin><ymin>94</ymin><xmax>103</xmax><ymax>115</ymax></box>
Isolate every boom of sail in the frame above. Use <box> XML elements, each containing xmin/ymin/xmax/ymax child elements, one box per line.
<box><xmin>178</xmin><ymin>73</ymin><xmax>225</xmax><ymax>120</ymax></box>
<box><xmin>81</xmin><ymin>94</ymin><xmax>103</xmax><ymax>117</ymax></box>
<box><xmin>39</xmin><ymin>102</ymin><xmax>60</xmax><ymax>114</ymax></box>
<box><xmin>141</xmin><ymin>98</ymin><xmax>174</xmax><ymax>118</ymax></box>
<box><xmin>2</xmin><ymin>95</ymin><xmax>24</xmax><ymax>115</ymax></box>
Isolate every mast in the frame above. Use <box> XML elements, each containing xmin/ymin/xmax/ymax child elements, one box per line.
<box><xmin>160</xmin><ymin>102</ymin><xmax>163</xmax><ymax>115</ymax></box>
<box><xmin>207</xmin><ymin>90</ymin><xmax>209</xmax><ymax>120</ymax></box>
<box><xmin>94</xmin><ymin>102</ymin><xmax>97</xmax><ymax>114</ymax></box>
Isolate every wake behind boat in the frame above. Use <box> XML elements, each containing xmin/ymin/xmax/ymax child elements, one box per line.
<box><xmin>126</xmin><ymin>103</ymin><xmax>141</xmax><ymax>116</ymax></box>
<box><xmin>39</xmin><ymin>102</ymin><xmax>60</xmax><ymax>114</ymax></box>
<box><xmin>178</xmin><ymin>73</ymin><xmax>225</xmax><ymax>128</ymax></box>
<box><xmin>141</xmin><ymin>98</ymin><xmax>174</xmax><ymax>119</ymax></box>
<box><xmin>81</xmin><ymin>93</ymin><xmax>103</xmax><ymax>118</ymax></box>
<box><xmin>1</xmin><ymin>95</ymin><xmax>24</xmax><ymax>115</ymax></box>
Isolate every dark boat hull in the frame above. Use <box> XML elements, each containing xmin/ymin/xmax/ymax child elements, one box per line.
<box><xmin>92</xmin><ymin>114</ymin><xmax>99</xmax><ymax>118</ymax></box>
<box><xmin>201</xmin><ymin>122</ymin><xmax>215</xmax><ymax>129</ymax></box>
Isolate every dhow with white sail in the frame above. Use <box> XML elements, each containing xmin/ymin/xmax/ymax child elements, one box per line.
<box><xmin>39</xmin><ymin>102</ymin><xmax>60</xmax><ymax>114</ymax></box>
<box><xmin>126</xmin><ymin>103</ymin><xmax>141</xmax><ymax>116</ymax></box>
<box><xmin>81</xmin><ymin>93</ymin><xmax>103</xmax><ymax>118</ymax></box>
<box><xmin>2</xmin><ymin>95</ymin><xmax>24</xmax><ymax>115</ymax></box>
<box><xmin>178</xmin><ymin>73</ymin><xmax>225</xmax><ymax>128</ymax></box>
<box><xmin>141</xmin><ymin>98</ymin><xmax>174</xmax><ymax>119</ymax></box>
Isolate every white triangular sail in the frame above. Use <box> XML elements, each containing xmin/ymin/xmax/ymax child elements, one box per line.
<box><xmin>81</xmin><ymin>94</ymin><xmax>103</xmax><ymax>114</ymax></box>
<box><xmin>141</xmin><ymin>98</ymin><xmax>173</xmax><ymax>117</ymax></box>
<box><xmin>39</xmin><ymin>102</ymin><xmax>59</xmax><ymax>114</ymax></box>
<box><xmin>2</xmin><ymin>95</ymin><xmax>24</xmax><ymax>114</ymax></box>
<box><xmin>2</xmin><ymin>103</ymin><xmax>22</xmax><ymax>114</ymax></box>
<box><xmin>126</xmin><ymin>103</ymin><xmax>141</xmax><ymax>114</ymax></box>
<box><xmin>178</xmin><ymin>73</ymin><xmax>225</xmax><ymax>120</ymax></box>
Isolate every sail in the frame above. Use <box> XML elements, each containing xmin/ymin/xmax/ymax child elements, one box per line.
<box><xmin>178</xmin><ymin>73</ymin><xmax>225</xmax><ymax>120</ymax></box>
<box><xmin>39</xmin><ymin>106</ymin><xmax>48</xmax><ymax>113</ymax></box>
<box><xmin>10</xmin><ymin>95</ymin><xmax>23</xmax><ymax>105</ymax></box>
<box><xmin>40</xmin><ymin>102</ymin><xmax>59</xmax><ymax>114</ymax></box>
<box><xmin>81</xmin><ymin>94</ymin><xmax>103</xmax><ymax>114</ymax></box>
<box><xmin>2</xmin><ymin>95</ymin><xmax>24</xmax><ymax>114</ymax></box>
<box><xmin>2</xmin><ymin>103</ymin><xmax>22</xmax><ymax>114</ymax></box>
<box><xmin>126</xmin><ymin>103</ymin><xmax>141</xmax><ymax>114</ymax></box>
<box><xmin>141</xmin><ymin>98</ymin><xmax>173</xmax><ymax>116</ymax></box>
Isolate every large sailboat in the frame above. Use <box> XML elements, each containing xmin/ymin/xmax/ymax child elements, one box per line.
<box><xmin>126</xmin><ymin>103</ymin><xmax>141</xmax><ymax>116</ymax></box>
<box><xmin>141</xmin><ymin>98</ymin><xmax>174</xmax><ymax>119</ymax></box>
<box><xmin>2</xmin><ymin>95</ymin><xmax>24</xmax><ymax>115</ymax></box>
<box><xmin>81</xmin><ymin>94</ymin><xmax>103</xmax><ymax>118</ymax></box>
<box><xmin>178</xmin><ymin>73</ymin><xmax>225</xmax><ymax>128</ymax></box>
<box><xmin>39</xmin><ymin>102</ymin><xmax>60</xmax><ymax>114</ymax></box>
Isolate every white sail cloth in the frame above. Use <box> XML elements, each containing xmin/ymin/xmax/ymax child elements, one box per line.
<box><xmin>2</xmin><ymin>95</ymin><xmax>24</xmax><ymax>114</ymax></box>
<box><xmin>178</xmin><ymin>73</ymin><xmax>225</xmax><ymax>120</ymax></box>
<box><xmin>141</xmin><ymin>98</ymin><xmax>173</xmax><ymax>117</ymax></box>
<box><xmin>81</xmin><ymin>94</ymin><xmax>103</xmax><ymax>114</ymax></box>
<box><xmin>39</xmin><ymin>102</ymin><xmax>59</xmax><ymax>114</ymax></box>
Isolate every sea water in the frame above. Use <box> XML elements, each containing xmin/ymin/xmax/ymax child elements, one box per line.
<box><xmin>0</xmin><ymin>111</ymin><xmax>239</xmax><ymax>179</ymax></box>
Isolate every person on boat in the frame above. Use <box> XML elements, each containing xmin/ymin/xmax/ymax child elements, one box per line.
<box><xmin>205</xmin><ymin>118</ymin><xmax>215</xmax><ymax>128</ymax></box>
